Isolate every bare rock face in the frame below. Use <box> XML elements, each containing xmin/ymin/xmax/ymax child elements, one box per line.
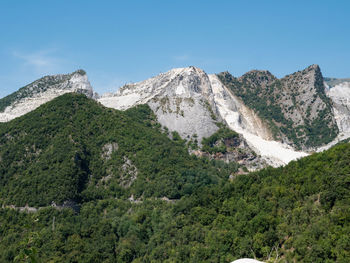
<box><xmin>326</xmin><ymin>79</ymin><xmax>350</xmax><ymax>139</ymax></box>
<box><xmin>98</xmin><ymin>66</ymin><xmax>221</xmax><ymax>142</ymax></box>
<box><xmin>0</xmin><ymin>70</ymin><xmax>93</xmax><ymax>122</ymax></box>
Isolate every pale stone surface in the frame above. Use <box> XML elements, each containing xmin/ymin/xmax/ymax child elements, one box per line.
<box><xmin>2</xmin><ymin>66</ymin><xmax>348</xmax><ymax>167</ymax></box>
<box><xmin>98</xmin><ymin>67</ymin><xmax>309</xmax><ymax>166</ymax></box>
<box><xmin>0</xmin><ymin>71</ymin><xmax>93</xmax><ymax>122</ymax></box>
<box><xmin>318</xmin><ymin>80</ymin><xmax>350</xmax><ymax>151</ymax></box>
<box><xmin>98</xmin><ymin>66</ymin><xmax>221</xmax><ymax>142</ymax></box>
<box><xmin>327</xmin><ymin>81</ymin><xmax>350</xmax><ymax>137</ymax></box>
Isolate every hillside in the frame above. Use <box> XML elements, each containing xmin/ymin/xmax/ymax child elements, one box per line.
<box><xmin>218</xmin><ymin>65</ymin><xmax>338</xmax><ymax>150</ymax></box>
<box><xmin>0</xmin><ymin>101</ymin><xmax>349</xmax><ymax>261</ymax></box>
<box><xmin>0</xmin><ymin>93</ymin><xmax>238</xmax><ymax>207</ymax></box>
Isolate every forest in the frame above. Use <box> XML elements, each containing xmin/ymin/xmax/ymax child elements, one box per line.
<box><xmin>0</xmin><ymin>94</ymin><xmax>349</xmax><ymax>262</ymax></box>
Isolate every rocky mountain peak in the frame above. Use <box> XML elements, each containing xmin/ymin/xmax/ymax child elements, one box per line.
<box><xmin>1</xmin><ymin>64</ymin><xmax>346</xmax><ymax>167</ymax></box>
<box><xmin>99</xmin><ymin>66</ymin><xmax>220</xmax><ymax>142</ymax></box>
<box><xmin>283</xmin><ymin>64</ymin><xmax>323</xmax><ymax>91</ymax></box>
<box><xmin>0</xmin><ymin>70</ymin><xmax>93</xmax><ymax>122</ymax></box>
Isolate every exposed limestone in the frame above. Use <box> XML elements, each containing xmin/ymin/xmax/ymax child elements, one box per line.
<box><xmin>318</xmin><ymin>80</ymin><xmax>350</xmax><ymax>151</ymax></box>
<box><xmin>1</xmin><ymin>65</ymin><xmax>347</xmax><ymax>168</ymax></box>
<box><xmin>101</xmin><ymin>142</ymin><xmax>119</xmax><ymax>160</ymax></box>
<box><xmin>0</xmin><ymin>70</ymin><xmax>93</xmax><ymax>122</ymax></box>
<box><xmin>326</xmin><ymin>80</ymin><xmax>350</xmax><ymax>137</ymax></box>
<box><xmin>209</xmin><ymin>74</ymin><xmax>308</xmax><ymax>166</ymax></box>
<box><xmin>98</xmin><ymin>66</ymin><xmax>221</xmax><ymax>142</ymax></box>
<box><xmin>120</xmin><ymin>157</ymin><xmax>138</xmax><ymax>188</ymax></box>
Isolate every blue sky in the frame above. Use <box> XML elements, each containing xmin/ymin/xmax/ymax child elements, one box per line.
<box><xmin>0</xmin><ymin>0</ymin><xmax>349</xmax><ymax>97</ymax></box>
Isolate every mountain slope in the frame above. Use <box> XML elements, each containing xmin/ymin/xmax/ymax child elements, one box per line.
<box><xmin>0</xmin><ymin>124</ymin><xmax>349</xmax><ymax>262</ymax></box>
<box><xmin>99</xmin><ymin>67</ymin><xmax>308</xmax><ymax>166</ymax></box>
<box><xmin>0</xmin><ymin>65</ymin><xmax>345</xmax><ymax>166</ymax></box>
<box><xmin>209</xmin><ymin>74</ymin><xmax>308</xmax><ymax>166</ymax></box>
<box><xmin>325</xmin><ymin>77</ymin><xmax>350</xmax><ymax>87</ymax></box>
<box><xmin>0</xmin><ymin>70</ymin><xmax>94</xmax><ymax>122</ymax></box>
<box><xmin>99</xmin><ymin>66</ymin><xmax>221</xmax><ymax>142</ymax></box>
<box><xmin>0</xmin><ymin>93</ymin><xmax>237</xmax><ymax>207</ymax></box>
<box><xmin>218</xmin><ymin>65</ymin><xmax>338</xmax><ymax>150</ymax></box>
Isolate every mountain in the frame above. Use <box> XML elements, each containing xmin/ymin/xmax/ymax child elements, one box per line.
<box><xmin>0</xmin><ymin>93</ymin><xmax>238</xmax><ymax>207</ymax></box>
<box><xmin>1</xmin><ymin>65</ymin><xmax>348</xmax><ymax>167</ymax></box>
<box><xmin>99</xmin><ymin>67</ymin><xmax>311</xmax><ymax>166</ymax></box>
<box><xmin>99</xmin><ymin>66</ymin><xmax>221</xmax><ymax>142</ymax></box>
<box><xmin>208</xmin><ymin>73</ymin><xmax>308</xmax><ymax>166</ymax></box>
<box><xmin>0</xmin><ymin>70</ymin><xmax>94</xmax><ymax>122</ymax></box>
<box><xmin>0</xmin><ymin>94</ymin><xmax>348</xmax><ymax>262</ymax></box>
<box><xmin>218</xmin><ymin>65</ymin><xmax>338</xmax><ymax>150</ymax></box>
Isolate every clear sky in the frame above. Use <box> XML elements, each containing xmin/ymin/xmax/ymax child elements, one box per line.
<box><xmin>0</xmin><ymin>0</ymin><xmax>349</xmax><ymax>98</ymax></box>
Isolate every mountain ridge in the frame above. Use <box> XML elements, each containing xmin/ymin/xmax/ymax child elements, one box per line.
<box><xmin>218</xmin><ymin>64</ymin><xmax>338</xmax><ymax>150</ymax></box>
<box><xmin>0</xmin><ymin>72</ymin><xmax>349</xmax><ymax>262</ymax></box>
<box><xmin>0</xmin><ymin>69</ymin><xmax>94</xmax><ymax>122</ymax></box>
<box><xmin>1</xmin><ymin>64</ymin><xmax>350</xmax><ymax>166</ymax></box>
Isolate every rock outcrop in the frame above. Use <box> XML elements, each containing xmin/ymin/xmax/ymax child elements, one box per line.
<box><xmin>0</xmin><ymin>70</ymin><xmax>94</xmax><ymax>122</ymax></box>
<box><xmin>2</xmin><ymin>65</ymin><xmax>346</xmax><ymax>167</ymax></box>
<box><xmin>99</xmin><ymin>66</ymin><xmax>221</xmax><ymax>142</ymax></box>
<box><xmin>218</xmin><ymin>65</ymin><xmax>338</xmax><ymax>150</ymax></box>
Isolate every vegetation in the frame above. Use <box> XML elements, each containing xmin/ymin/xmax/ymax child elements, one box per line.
<box><xmin>0</xmin><ymin>93</ymin><xmax>235</xmax><ymax>206</ymax></box>
<box><xmin>202</xmin><ymin>127</ymin><xmax>239</xmax><ymax>154</ymax></box>
<box><xmin>0</xmin><ymin>93</ymin><xmax>349</xmax><ymax>262</ymax></box>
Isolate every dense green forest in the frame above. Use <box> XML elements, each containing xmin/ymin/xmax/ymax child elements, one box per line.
<box><xmin>0</xmin><ymin>94</ymin><xmax>349</xmax><ymax>262</ymax></box>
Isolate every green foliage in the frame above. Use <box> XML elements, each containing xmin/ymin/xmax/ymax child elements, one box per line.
<box><xmin>202</xmin><ymin>127</ymin><xmax>239</xmax><ymax>153</ymax></box>
<box><xmin>0</xmin><ymin>93</ymin><xmax>233</xmax><ymax>206</ymax></box>
<box><xmin>14</xmin><ymin>231</ymin><xmax>41</xmax><ymax>263</ymax></box>
<box><xmin>0</xmin><ymin>93</ymin><xmax>349</xmax><ymax>262</ymax></box>
<box><xmin>1</xmin><ymin>142</ymin><xmax>349</xmax><ymax>262</ymax></box>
